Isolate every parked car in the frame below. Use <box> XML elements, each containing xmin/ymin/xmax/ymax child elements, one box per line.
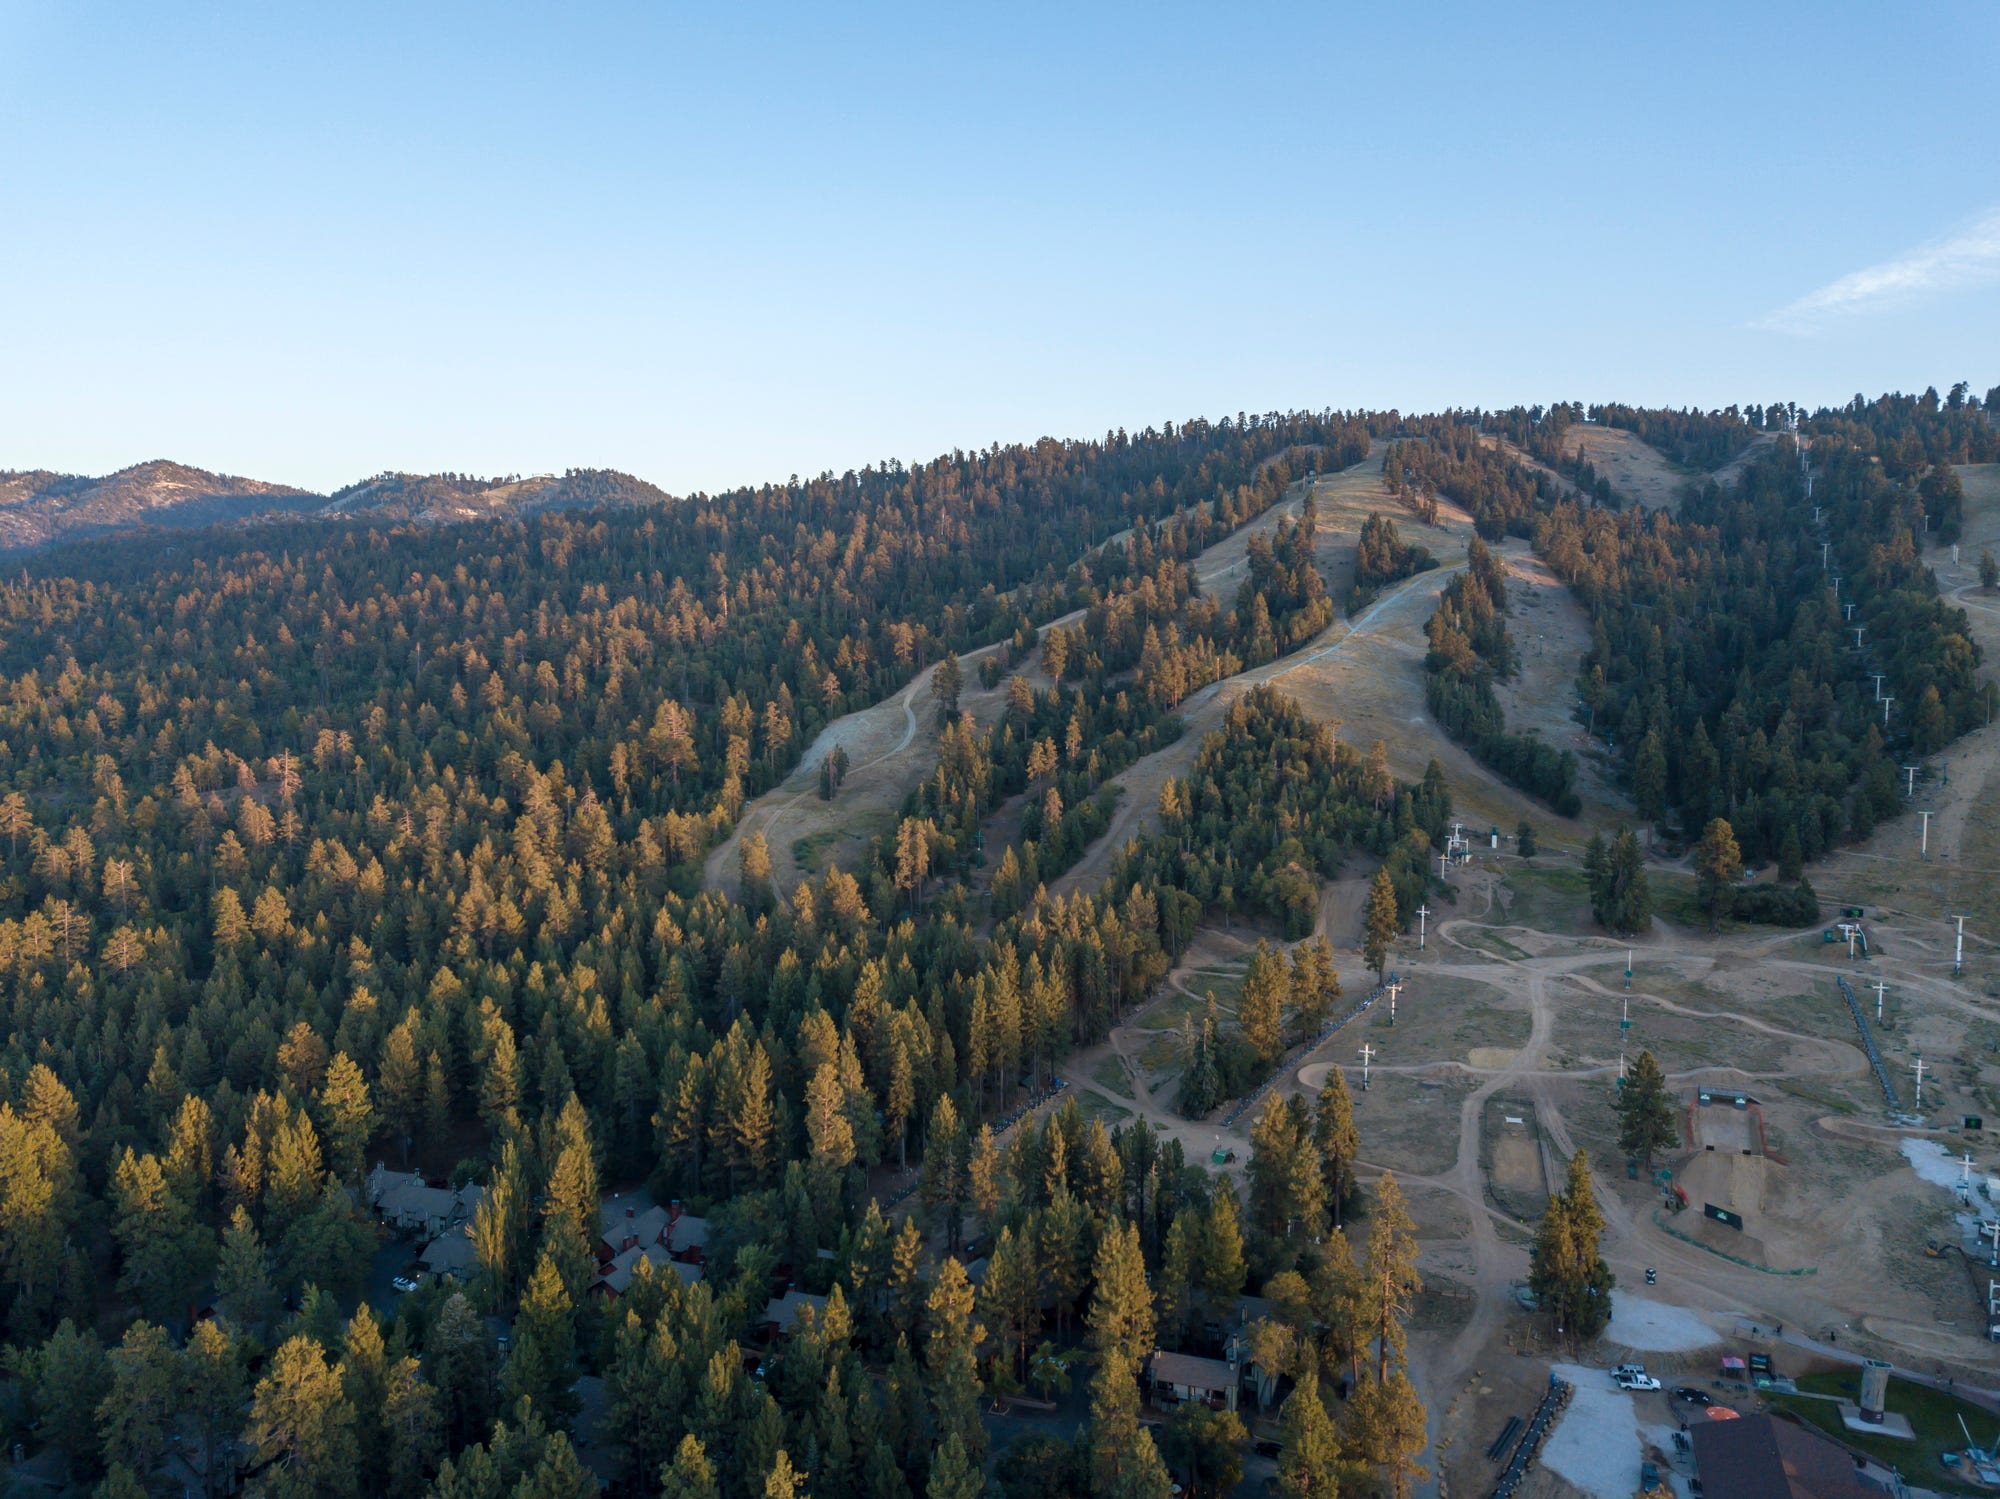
<box><xmin>1672</xmin><ymin>1387</ymin><xmax>1713</xmax><ymax>1406</ymax></box>
<box><xmin>391</xmin><ymin>1274</ymin><xmax>420</xmax><ymax>1293</ymax></box>
<box><xmin>1611</xmin><ymin>1363</ymin><xmax>1648</xmax><ymax>1381</ymax></box>
<box><xmin>1616</xmin><ymin>1374</ymin><xmax>1663</xmax><ymax>1392</ymax></box>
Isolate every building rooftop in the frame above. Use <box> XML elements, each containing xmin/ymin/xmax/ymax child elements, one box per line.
<box><xmin>1690</xmin><ymin>1413</ymin><xmax>1890</xmax><ymax>1499</ymax></box>
<box><xmin>419</xmin><ymin>1223</ymin><xmax>478</xmax><ymax>1276</ymax></box>
<box><xmin>1148</xmin><ymin>1350</ymin><xmax>1238</xmax><ymax>1392</ymax></box>
<box><xmin>597</xmin><ymin>1243</ymin><xmax>705</xmax><ymax>1296</ymax></box>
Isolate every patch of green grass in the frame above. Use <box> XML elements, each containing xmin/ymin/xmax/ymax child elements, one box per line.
<box><xmin>1072</xmin><ymin>1091</ymin><xmax>1132</xmax><ymax>1128</ymax></box>
<box><xmin>1498</xmin><ymin>864</ymin><xmax>1592</xmax><ymax>930</ymax></box>
<box><xmin>1092</xmin><ymin>1056</ymin><xmax>1134</xmax><ymax>1099</ymax></box>
<box><xmin>1768</xmin><ymin>1373</ymin><xmax>1998</xmax><ymax>1493</ymax></box>
<box><xmin>791</xmin><ymin>830</ymin><xmax>841</xmax><ymax>872</ymax></box>
<box><xmin>1469</xmin><ymin>930</ymin><xmax>1529</xmax><ymax>961</ymax></box>
<box><xmin>1137</xmin><ymin>1033</ymin><xmax>1183</xmax><ymax>1074</ymax></box>
<box><xmin>1148</xmin><ymin>981</ymin><xmax>1238</xmax><ymax>1034</ymax></box>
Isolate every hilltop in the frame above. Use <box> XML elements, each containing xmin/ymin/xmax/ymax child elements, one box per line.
<box><xmin>323</xmin><ymin>467</ymin><xmax>672</xmax><ymax>524</ymax></box>
<box><xmin>0</xmin><ymin>460</ymin><xmax>673</xmax><ymax>554</ymax></box>
<box><xmin>0</xmin><ymin>459</ymin><xmax>321</xmax><ymax>551</ymax></box>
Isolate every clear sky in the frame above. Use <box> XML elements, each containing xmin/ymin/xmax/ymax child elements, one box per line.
<box><xmin>3</xmin><ymin>2</ymin><xmax>1997</xmax><ymax>496</ymax></box>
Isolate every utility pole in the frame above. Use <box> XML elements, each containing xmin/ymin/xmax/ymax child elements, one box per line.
<box><xmin>1438</xmin><ymin>851</ymin><xmax>1450</xmax><ymax>879</ymax></box>
<box><xmin>1386</xmin><ymin>979</ymin><xmax>1402</xmax><ymax>1026</ymax></box>
<box><xmin>1822</xmin><ymin>541</ymin><xmax>1830</xmax><ymax>569</ymax></box>
<box><xmin>1358</xmin><ymin>1043</ymin><xmax>1376</xmax><ymax>1092</ymax></box>
<box><xmin>1870</xmin><ymin>673</ymin><xmax>1886</xmax><ymax>701</ymax></box>
<box><xmin>1987</xmin><ymin>1220</ymin><xmax>2000</xmax><ymax>1269</ymax></box>
<box><xmin>1919</xmin><ymin>809</ymin><xmax>1932</xmax><ymax>858</ymax></box>
<box><xmin>1955</xmin><ymin>915</ymin><xmax>1966</xmax><ymax>977</ymax></box>
<box><xmin>1852</xmin><ymin>626</ymin><xmax>1864</xmax><ymax>649</ymax></box>
<box><xmin>1832</xmin><ymin>575</ymin><xmax>1841</xmax><ymax>598</ymax></box>
<box><xmin>1619</xmin><ymin>993</ymin><xmax>1631</xmax><ymax>1081</ymax></box>
<box><xmin>1912</xmin><ymin>1055</ymin><xmax>1925</xmax><ymax>1109</ymax></box>
<box><xmin>1871</xmin><ymin>979</ymin><xmax>1887</xmax><ymax>1021</ymax></box>
<box><xmin>1882</xmin><ymin>696</ymin><xmax>1895</xmax><ymax>728</ymax></box>
<box><xmin>1903</xmin><ymin>765</ymin><xmax>1919</xmax><ymax>798</ymax></box>
<box><xmin>1846</xmin><ymin>926</ymin><xmax>1860</xmax><ymax>961</ymax></box>
<box><xmin>1416</xmin><ymin>904</ymin><xmax>1429</xmax><ymax>950</ymax></box>
<box><xmin>1844</xmin><ymin>602</ymin><xmax>1855</xmax><ymax>621</ymax></box>
<box><xmin>1961</xmin><ymin>1152</ymin><xmax>1977</xmax><ymax>1191</ymax></box>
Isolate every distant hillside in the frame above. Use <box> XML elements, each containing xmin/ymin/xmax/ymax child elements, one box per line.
<box><xmin>0</xmin><ymin>462</ymin><xmax>673</xmax><ymax>554</ymax></box>
<box><xmin>324</xmin><ymin>468</ymin><xmax>672</xmax><ymax>524</ymax></box>
<box><xmin>0</xmin><ymin>460</ymin><xmax>322</xmax><ymax>551</ymax></box>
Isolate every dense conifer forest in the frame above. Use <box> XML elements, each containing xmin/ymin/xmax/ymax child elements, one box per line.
<box><xmin>0</xmin><ymin>388</ymin><xmax>1986</xmax><ymax>1495</ymax></box>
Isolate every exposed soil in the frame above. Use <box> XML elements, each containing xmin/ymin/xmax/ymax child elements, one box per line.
<box><xmin>1563</xmin><ymin>425</ymin><xmax>1696</xmax><ymax>513</ymax></box>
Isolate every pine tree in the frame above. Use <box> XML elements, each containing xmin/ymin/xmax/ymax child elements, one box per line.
<box><xmin>1238</xmin><ymin>941</ymin><xmax>1286</xmax><ymax>1066</ymax></box>
<box><xmin>504</xmin><ymin>1253</ymin><xmax>581</xmax><ymax>1428</ymax></box>
<box><xmin>1088</xmin><ymin>1223</ymin><xmax>1168</xmax><ymax>1499</ymax></box>
<box><xmin>243</xmin><ymin>1335</ymin><xmax>360</xmax><ymax>1499</ymax></box>
<box><xmin>1088</xmin><ymin>1218</ymin><xmax>1154</xmax><ymax>1376</ymax></box>
<box><xmin>918</xmin><ymin>1094</ymin><xmax>967</xmax><ymax>1249</ymax></box>
<box><xmin>1288</xmin><ymin>937</ymin><xmax>1340</xmax><ymax>1040</ymax></box>
<box><xmin>100</xmin><ymin>1320</ymin><xmax>182</xmax><ymax>1484</ymax></box>
<box><xmin>1196</xmin><ymin>1186</ymin><xmax>1247</xmax><ymax>1308</ymax></box>
<box><xmin>1528</xmin><ymin>1151</ymin><xmax>1613</xmax><ymax>1341</ymax></box>
<box><xmin>316</xmin><ymin>1053</ymin><xmax>376</xmax><ymax>1185</ymax></box>
<box><xmin>1313</xmin><ymin>1069</ymin><xmax>1360</xmax><ymax>1228</ymax></box>
<box><xmin>1362</xmin><ymin>869</ymin><xmax>1399</xmax><ymax>983</ymax></box>
<box><xmin>927</xmin><ymin>1432</ymin><xmax>983</xmax><ymax>1499</ymax></box>
<box><xmin>662</xmin><ymin>1435</ymin><xmax>722</xmax><ymax>1499</ymax></box>
<box><xmin>426</xmin><ymin>1292</ymin><xmax>499</xmax><ymax>1449</ymax></box>
<box><xmin>1693</xmin><ymin>817</ymin><xmax>1742</xmax><ymax>930</ymax></box>
<box><xmin>540</xmin><ymin>1095</ymin><xmax>600</xmax><ymax>1297</ymax></box>
<box><xmin>1615</xmin><ymin>1051</ymin><xmax>1680</xmax><ymax>1168</ymax></box>
<box><xmin>1273</xmin><ymin>1370</ymin><xmax>1340</xmax><ymax>1499</ymax></box>
<box><xmin>1633</xmin><ymin>730</ymin><xmax>1667</xmax><ymax>824</ymax></box>
<box><xmin>218</xmin><ymin>1204</ymin><xmax>278</xmax><ymax>1339</ymax></box>
<box><xmin>1364</xmin><ymin>1173</ymin><xmax>1420</xmax><ymax>1384</ymax></box>
<box><xmin>924</xmin><ymin>1257</ymin><xmax>985</xmax><ymax>1462</ymax></box>
<box><xmin>1348</xmin><ymin>1369</ymin><xmax>1429</xmax><ymax>1499</ymax></box>
<box><xmin>184</xmin><ymin>1318</ymin><xmax>248</xmax><ymax>1496</ymax></box>
<box><xmin>979</xmin><ymin>1224</ymin><xmax>1041</xmax><ymax>1382</ymax></box>
<box><xmin>110</xmin><ymin>1148</ymin><xmax>214</xmax><ymax>1323</ymax></box>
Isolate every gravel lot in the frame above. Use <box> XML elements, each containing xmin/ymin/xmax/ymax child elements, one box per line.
<box><xmin>1543</xmin><ymin>1364</ymin><xmax>1644</xmax><ymax>1499</ymax></box>
<box><xmin>1603</xmin><ymin>1293</ymin><xmax>1719</xmax><ymax>1353</ymax></box>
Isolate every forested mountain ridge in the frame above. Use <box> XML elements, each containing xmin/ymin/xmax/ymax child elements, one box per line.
<box><xmin>0</xmin><ymin>460</ymin><xmax>323</xmax><ymax>552</ymax></box>
<box><xmin>0</xmin><ymin>390</ymin><xmax>1988</xmax><ymax>1496</ymax></box>
<box><xmin>0</xmin><ymin>462</ymin><xmax>677</xmax><ymax>554</ymax></box>
<box><xmin>324</xmin><ymin>469</ymin><xmax>673</xmax><ymax>525</ymax></box>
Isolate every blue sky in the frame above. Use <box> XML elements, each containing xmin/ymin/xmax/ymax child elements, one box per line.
<box><xmin>2</xmin><ymin>2</ymin><xmax>1996</xmax><ymax>495</ymax></box>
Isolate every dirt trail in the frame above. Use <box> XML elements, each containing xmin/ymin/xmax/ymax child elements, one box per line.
<box><xmin>707</xmin><ymin>452</ymin><xmax>1368</xmax><ymax>898</ymax></box>
<box><xmin>1047</xmin><ymin>558</ymin><xmax>1465</xmax><ymax>898</ymax></box>
<box><xmin>702</xmin><ymin>623</ymin><xmax>1046</xmax><ymax>896</ymax></box>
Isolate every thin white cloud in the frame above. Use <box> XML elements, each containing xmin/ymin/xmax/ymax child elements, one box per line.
<box><xmin>1755</xmin><ymin>207</ymin><xmax>2000</xmax><ymax>332</ymax></box>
